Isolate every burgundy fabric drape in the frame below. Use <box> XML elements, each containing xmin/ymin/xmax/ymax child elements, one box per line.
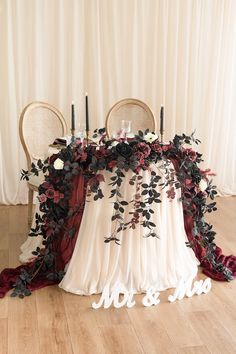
<box><xmin>171</xmin><ymin>158</ymin><xmax>236</xmax><ymax>281</ymax></box>
<box><xmin>0</xmin><ymin>174</ymin><xmax>87</xmax><ymax>298</ymax></box>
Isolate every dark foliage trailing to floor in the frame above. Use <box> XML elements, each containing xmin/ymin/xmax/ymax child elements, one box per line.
<box><xmin>11</xmin><ymin>130</ymin><xmax>233</xmax><ymax>297</ymax></box>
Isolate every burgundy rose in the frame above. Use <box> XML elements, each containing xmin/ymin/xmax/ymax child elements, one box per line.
<box><xmin>184</xmin><ymin>148</ymin><xmax>197</xmax><ymax>162</ymax></box>
<box><xmin>134</xmin><ymin>151</ymin><xmax>145</xmax><ymax>165</ymax></box>
<box><xmin>151</xmin><ymin>142</ymin><xmax>162</xmax><ymax>154</ymax></box>
<box><xmin>134</xmin><ymin>142</ymin><xmax>151</xmax><ymax>158</ymax></box>
<box><xmin>53</xmin><ymin>191</ymin><xmax>64</xmax><ymax>203</ymax></box>
<box><xmin>184</xmin><ymin>178</ymin><xmax>193</xmax><ymax>188</ymax></box>
<box><xmin>38</xmin><ymin>194</ymin><xmax>47</xmax><ymax>203</ymax></box>
<box><xmin>45</xmin><ymin>188</ymin><xmax>55</xmax><ymax>199</ymax></box>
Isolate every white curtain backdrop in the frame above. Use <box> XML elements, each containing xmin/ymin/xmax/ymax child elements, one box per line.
<box><xmin>0</xmin><ymin>0</ymin><xmax>236</xmax><ymax>204</ymax></box>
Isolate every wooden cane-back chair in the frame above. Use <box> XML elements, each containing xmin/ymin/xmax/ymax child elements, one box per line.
<box><xmin>105</xmin><ymin>98</ymin><xmax>156</xmax><ymax>137</ymax></box>
<box><xmin>19</xmin><ymin>101</ymin><xmax>67</xmax><ymax>227</ymax></box>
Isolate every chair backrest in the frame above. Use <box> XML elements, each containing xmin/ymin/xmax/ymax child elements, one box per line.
<box><xmin>105</xmin><ymin>98</ymin><xmax>156</xmax><ymax>138</ymax></box>
<box><xmin>19</xmin><ymin>101</ymin><xmax>67</xmax><ymax>169</ymax></box>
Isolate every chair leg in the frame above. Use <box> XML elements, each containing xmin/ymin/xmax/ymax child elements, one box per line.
<box><xmin>28</xmin><ymin>188</ymin><xmax>34</xmax><ymax>229</ymax></box>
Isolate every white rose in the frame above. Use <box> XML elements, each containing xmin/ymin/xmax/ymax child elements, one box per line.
<box><xmin>53</xmin><ymin>158</ymin><xmax>64</xmax><ymax>170</ymax></box>
<box><xmin>144</xmin><ymin>132</ymin><xmax>158</xmax><ymax>143</ymax></box>
<box><xmin>199</xmin><ymin>179</ymin><xmax>208</xmax><ymax>191</ymax></box>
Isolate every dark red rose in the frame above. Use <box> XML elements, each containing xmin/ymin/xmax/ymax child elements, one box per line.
<box><xmin>38</xmin><ymin>194</ymin><xmax>47</xmax><ymax>203</ymax></box>
<box><xmin>134</xmin><ymin>151</ymin><xmax>145</xmax><ymax>165</ymax></box>
<box><xmin>184</xmin><ymin>148</ymin><xmax>197</xmax><ymax>162</ymax></box>
<box><xmin>135</xmin><ymin>142</ymin><xmax>151</xmax><ymax>158</ymax></box>
<box><xmin>151</xmin><ymin>142</ymin><xmax>162</xmax><ymax>153</ymax></box>
<box><xmin>184</xmin><ymin>178</ymin><xmax>193</xmax><ymax>188</ymax></box>
<box><xmin>53</xmin><ymin>191</ymin><xmax>64</xmax><ymax>203</ymax></box>
<box><xmin>45</xmin><ymin>188</ymin><xmax>55</xmax><ymax>199</ymax></box>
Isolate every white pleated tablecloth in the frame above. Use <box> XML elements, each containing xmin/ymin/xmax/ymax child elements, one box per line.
<box><xmin>59</xmin><ymin>166</ymin><xmax>199</xmax><ymax>295</ymax></box>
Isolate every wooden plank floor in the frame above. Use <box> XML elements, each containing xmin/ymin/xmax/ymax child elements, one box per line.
<box><xmin>0</xmin><ymin>197</ymin><xmax>235</xmax><ymax>354</ymax></box>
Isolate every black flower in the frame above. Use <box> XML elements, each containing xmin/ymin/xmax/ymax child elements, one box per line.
<box><xmin>116</xmin><ymin>143</ymin><xmax>133</xmax><ymax>158</ymax></box>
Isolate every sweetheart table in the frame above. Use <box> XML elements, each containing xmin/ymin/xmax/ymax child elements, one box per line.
<box><xmin>0</xmin><ymin>131</ymin><xmax>235</xmax><ymax>298</ymax></box>
<box><xmin>20</xmin><ymin>165</ymin><xmax>199</xmax><ymax>295</ymax></box>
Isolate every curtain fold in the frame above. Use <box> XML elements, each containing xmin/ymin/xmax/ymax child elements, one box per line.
<box><xmin>0</xmin><ymin>0</ymin><xmax>236</xmax><ymax>204</ymax></box>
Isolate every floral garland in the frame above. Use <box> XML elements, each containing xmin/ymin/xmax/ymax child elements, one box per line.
<box><xmin>14</xmin><ymin>129</ymin><xmax>233</xmax><ymax>298</ymax></box>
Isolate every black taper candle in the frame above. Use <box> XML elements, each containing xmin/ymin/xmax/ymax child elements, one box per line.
<box><xmin>160</xmin><ymin>106</ymin><xmax>164</xmax><ymax>134</ymax></box>
<box><xmin>85</xmin><ymin>93</ymin><xmax>89</xmax><ymax>133</ymax></box>
<box><xmin>71</xmin><ymin>102</ymin><xmax>75</xmax><ymax>131</ymax></box>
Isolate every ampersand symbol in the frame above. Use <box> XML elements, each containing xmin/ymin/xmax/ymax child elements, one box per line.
<box><xmin>142</xmin><ymin>287</ymin><xmax>160</xmax><ymax>307</ymax></box>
